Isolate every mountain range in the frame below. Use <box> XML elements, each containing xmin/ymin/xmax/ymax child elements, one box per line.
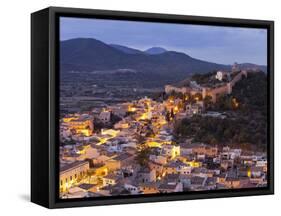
<box><xmin>60</xmin><ymin>38</ymin><xmax>267</xmax><ymax>79</ymax></box>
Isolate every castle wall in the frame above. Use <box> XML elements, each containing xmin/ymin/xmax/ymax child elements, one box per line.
<box><xmin>165</xmin><ymin>70</ymin><xmax>247</xmax><ymax>103</ymax></box>
<box><xmin>165</xmin><ymin>85</ymin><xmax>201</xmax><ymax>95</ymax></box>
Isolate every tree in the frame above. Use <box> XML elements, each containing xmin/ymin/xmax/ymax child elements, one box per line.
<box><xmin>135</xmin><ymin>133</ymin><xmax>145</xmax><ymax>144</ymax></box>
<box><xmin>146</xmin><ymin>127</ymin><xmax>155</xmax><ymax>138</ymax></box>
<box><xmin>165</xmin><ymin>111</ymin><xmax>170</xmax><ymax>122</ymax></box>
<box><xmin>203</xmin><ymin>95</ymin><xmax>213</xmax><ymax>109</ymax></box>
<box><xmin>136</xmin><ymin>148</ymin><xmax>151</xmax><ymax>167</ymax></box>
<box><xmin>192</xmin><ymin>93</ymin><xmax>203</xmax><ymax>103</ymax></box>
<box><xmin>170</xmin><ymin>108</ymin><xmax>175</xmax><ymax>119</ymax></box>
<box><xmin>183</xmin><ymin>93</ymin><xmax>192</xmax><ymax>103</ymax></box>
<box><xmin>111</xmin><ymin>113</ymin><xmax>122</xmax><ymax>125</ymax></box>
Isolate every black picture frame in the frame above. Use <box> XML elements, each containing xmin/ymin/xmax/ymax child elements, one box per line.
<box><xmin>31</xmin><ymin>6</ymin><xmax>274</xmax><ymax>208</ymax></box>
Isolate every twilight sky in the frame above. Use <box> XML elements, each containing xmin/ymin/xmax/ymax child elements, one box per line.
<box><xmin>60</xmin><ymin>17</ymin><xmax>267</xmax><ymax>65</ymax></box>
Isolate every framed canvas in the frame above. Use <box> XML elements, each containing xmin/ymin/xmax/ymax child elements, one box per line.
<box><xmin>31</xmin><ymin>6</ymin><xmax>274</xmax><ymax>208</ymax></box>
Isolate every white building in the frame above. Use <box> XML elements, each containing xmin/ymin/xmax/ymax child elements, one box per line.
<box><xmin>60</xmin><ymin>161</ymin><xmax>90</xmax><ymax>192</ymax></box>
<box><xmin>161</xmin><ymin>144</ymin><xmax>180</xmax><ymax>159</ymax></box>
<box><xmin>99</xmin><ymin>111</ymin><xmax>111</xmax><ymax>123</ymax></box>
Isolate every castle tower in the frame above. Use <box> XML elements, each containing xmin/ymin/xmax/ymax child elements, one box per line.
<box><xmin>227</xmin><ymin>83</ymin><xmax>232</xmax><ymax>94</ymax></box>
<box><xmin>202</xmin><ymin>87</ymin><xmax>207</xmax><ymax>99</ymax></box>
<box><xmin>232</xmin><ymin>62</ymin><xmax>240</xmax><ymax>73</ymax></box>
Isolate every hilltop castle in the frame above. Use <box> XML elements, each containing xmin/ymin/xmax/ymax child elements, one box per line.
<box><xmin>165</xmin><ymin>67</ymin><xmax>248</xmax><ymax>103</ymax></box>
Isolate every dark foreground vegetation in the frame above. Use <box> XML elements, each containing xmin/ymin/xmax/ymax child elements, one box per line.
<box><xmin>175</xmin><ymin>72</ymin><xmax>267</xmax><ymax>151</ymax></box>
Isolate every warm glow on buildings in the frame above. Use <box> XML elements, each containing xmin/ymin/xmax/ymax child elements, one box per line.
<box><xmin>60</xmin><ymin>161</ymin><xmax>90</xmax><ymax>193</ymax></box>
<box><xmin>94</xmin><ymin>166</ymin><xmax>108</xmax><ymax>177</ymax></box>
<box><xmin>138</xmin><ymin>112</ymin><xmax>148</xmax><ymax>121</ymax></box>
<box><xmin>96</xmin><ymin>129</ymin><xmax>120</xmax><ymax>146</ymax></box>
<box><xmin>146</xmin><ymin>141</ymin><xmax>162</xmax><ymax>148</ymax></box>
<box><xmin>247</xmin><ymin>169</ymin><xmax>251</xmax><ymax>178</ymax></box>
<box><xmin>128</xmin><ymin>105</ymin><xmax>136</xmax><ymax>112</ymax></box>
<box><xmin>158</xmin><ymin>118</ymin><xmax>167</xmax><ymax>126</ymax></box>
<box><xmin>101</xmin><ymin>129</ymin><xmax>120</xmax><ymax>137</ymax></box>
<box><xmin>62</xmin><ymin>116</ymin><xmax>78</xmax><ymax>123</ymax></box>
<box><xmin>64</xmin><ymin>117</ymin><xmax>94</xmax><ymax>136</ymax></box>
<box><xmin>96</xmin><ymin>137</ymin><xmax>108</xmax><ymax>146</ymax></box>
<box><xmin>185</xmin><ymin>161</ymin><xmax>200</xmax><ymax>168</ymax></box>
<box><xmin>114</xmin><ymin>121</ymin><xmax>129</xmax><ymax>129</ymax></box>
<box><xmin>76</xmin><ymin>129</ymin><xmax>92</xmax><ymax>137</ymax></box>
<box><xmin>232</xmin><ymin>98</ymin><xmax>239</xmax><ymax>108</ymax></box>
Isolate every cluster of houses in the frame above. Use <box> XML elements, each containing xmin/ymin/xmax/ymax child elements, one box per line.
<box><xmin>60</xmin><ymin>136</ymin><xmax>267</xmax><ymax>198</ymax></box>
<box><xmin>59</xmin><ymin>92</ymin><xmax>267</xmax><ymax>198</ymax></box>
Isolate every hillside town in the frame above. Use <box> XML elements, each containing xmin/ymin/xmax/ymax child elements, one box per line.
<box><xmin>59</xmin><ymin>66</ymin><xmax>268</xmax><ymax>198</ymax></box>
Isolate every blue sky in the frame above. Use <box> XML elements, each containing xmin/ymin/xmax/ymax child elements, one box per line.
<box><xmin>60</xmin><ymin>17</ymin><xmax>267</xmax><ymax>65</ymax></box>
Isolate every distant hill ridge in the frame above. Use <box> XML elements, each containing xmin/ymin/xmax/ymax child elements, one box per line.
<box><xmin>145</xmin><ymin>47</ymin><xmax>168</xmax><ymax>55</ymax></box>
<box><xmin>60</xmin><ymin>38</ymin><xmax>267</xmax><ymax>78</ymax></box>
